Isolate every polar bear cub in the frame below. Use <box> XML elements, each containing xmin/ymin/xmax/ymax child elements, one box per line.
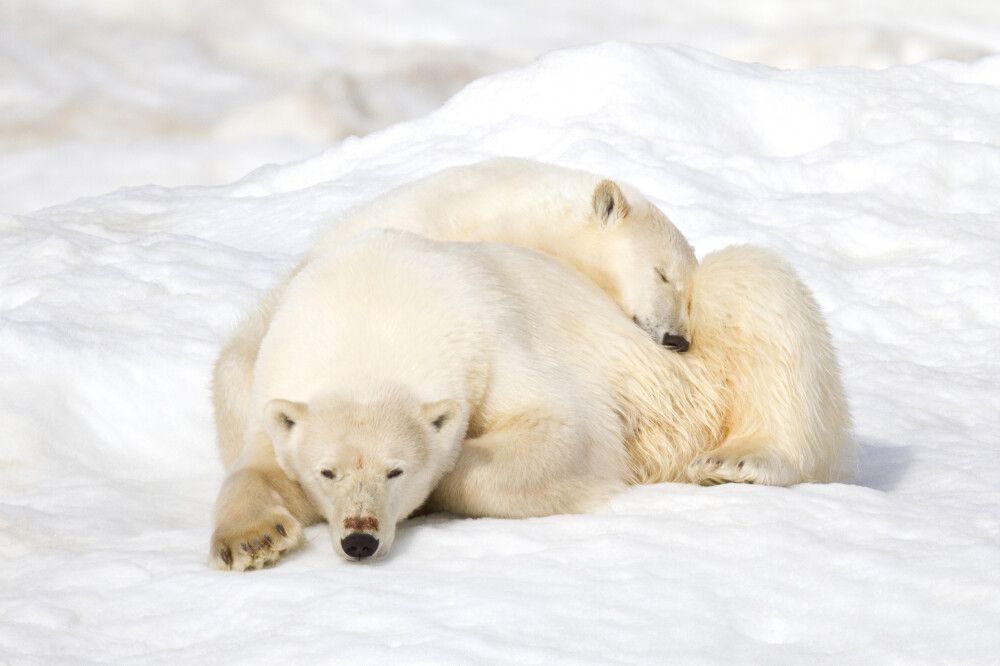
<box><xmin>210</xmin><ymin>230</ymin><xmax>852</xmax><ymax>570</ymax></box>
<box><xmin>312</xmin><ymin>158</ymin><xmax>698</xmax><ymax>346</ymax></box>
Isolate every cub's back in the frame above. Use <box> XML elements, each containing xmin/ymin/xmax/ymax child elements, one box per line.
<box><xmin>313</xmin><ymin>158</ymin><xmax>601</xmax><ymax>251</ymax></box>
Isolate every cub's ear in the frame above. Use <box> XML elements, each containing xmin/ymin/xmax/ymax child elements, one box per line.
<box><xmin>419</xmin><ymin>399</ymin><xmax>462</xmax><ymax>436</ymax></box>
<box><xmin>264</xmin><ymin>398</ymin><xmax>308</xmax><ymax>449</ymax></box>
<box><xmin>592</xmin><ymin>179</ymin><xmax>631</xmax><ymax>229</ymax></box>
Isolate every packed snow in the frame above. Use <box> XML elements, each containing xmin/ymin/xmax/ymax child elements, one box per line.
<box><xmin>2</xmin><ymin>38</ymin><xmax>1000</xmax><ymax>664</ymax></box>
<box><xmin>5</xmin><ymin>0</ymin><xmax>1000</xmax><ymax>213</ymax></box>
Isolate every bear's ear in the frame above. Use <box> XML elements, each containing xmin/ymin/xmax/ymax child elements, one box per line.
<box><xmin>419</xmin><ymin>399</ymin><xmax>462</xmax><ymax>438</ymax></box>
<box><xmin>592</xmin><ymin>180</ymin><xmax>631</xmax><ymax>229</ymax></box>
<box><xmin>264</xmin><ymin>398</ymin><xmax>308</xmax><ymax>449</ymax></box>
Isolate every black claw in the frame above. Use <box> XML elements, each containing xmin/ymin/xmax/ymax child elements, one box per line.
<box><xmin>219</xmin><ymin>547</ymin><xmax>233</xmax><ymax>566</ymax></box>
<box><xmin>275</xmin><ymin>524</ymin><xmax>287</xmax><ymax>537</ymax></box>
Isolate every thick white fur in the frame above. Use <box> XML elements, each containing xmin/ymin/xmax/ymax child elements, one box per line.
<box><xmin>211</xmin><ymin>159</ymin><xmax>698</xmax><ymax>475</ymax></box>
<box><xmin>312</xmin><ymin>158</ymin><xmax>697</xmax><ymax>344</ymax></box>
<box><xmin>209</xmin><ymin>231</ymin><xmax>852</xmax><ymax>570</ymax></box>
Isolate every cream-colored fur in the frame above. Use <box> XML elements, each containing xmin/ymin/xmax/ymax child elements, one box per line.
<box><xmin>209</xmin><ymin>231</ymin><xmax>852</xmax><ymax>570</ymax></box>
<box><xmin>312</xmin><ymin>158</ymin><xmax>698</xmax><ymax>344</ymax></box>
<box><xmin>212</xmin><ymin>158</ymin><xmax>694</xmax><ymax>469</ymax></box>
<box><xmin>211</xmin><ymin>231</ymin><xmax>628</xmax><ymax>569</ymax></box>
<box><xmin>626</xmin><ymin>245</ymin><xmax>853</xmax><ymax>486</ymax></box>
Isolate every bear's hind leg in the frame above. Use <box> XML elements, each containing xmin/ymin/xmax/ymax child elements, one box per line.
<box><xmin>686</xmin><ymin>437</ymin><xmax>801</xmax><ymax>487</ymax></box>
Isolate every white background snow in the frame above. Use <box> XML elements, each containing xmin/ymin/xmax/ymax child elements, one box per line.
<box><xmin>2</xmin><ymin>1</ymin><xmax>999</xmax><ymax>664</ymax></box>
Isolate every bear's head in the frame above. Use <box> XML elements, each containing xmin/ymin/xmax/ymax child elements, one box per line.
<box><xmin>264</xmin><ymin>388</ymin><xmax>465</xmax><ymax>561</ymax></box>
<box><xmin>590</xmin><ymin>179</ymin><xmax>698</xmax><ymax>351</ymax></box>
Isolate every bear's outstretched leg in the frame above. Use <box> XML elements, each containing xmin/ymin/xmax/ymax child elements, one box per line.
<box><xmin>428</xmin><ymin>409</ymin><xmax>625</xmax><ymax>518</ymax></box>
<box><xmin>210</xmin><ymin>432</ymin><xmax>321</xmax><ymax>571</ymax></box>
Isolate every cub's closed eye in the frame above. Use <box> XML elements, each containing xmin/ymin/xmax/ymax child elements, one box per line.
<box><xmin>387</xmin><ymin>469</ymin><xmax>403</xmax><ymax>479</ymax></box>
<box><xmin>320</xmin><ymin>469</ymin><xmax>336</xmax><ymax>479</ymax></box>
<box><xmin>655</xmin><ymin>268</ymin><xmax>670</xmax><ymax>284</ymax></box>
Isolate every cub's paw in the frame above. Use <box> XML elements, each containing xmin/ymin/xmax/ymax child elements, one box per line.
<box><xmin>210</xmin><ymin>508</ymin><xmax>304</xmax><ymax>571</ymax></box>
<box><xmin>687</xmin><ymin>450</ymin><xmax>798</xmax><ymax>487</ymax></box>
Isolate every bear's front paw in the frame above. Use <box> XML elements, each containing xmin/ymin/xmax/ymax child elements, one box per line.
<box><xmin>210</xmin><ymin>507</ymin><xmax>304</xmax><ymax>571</ymax></box>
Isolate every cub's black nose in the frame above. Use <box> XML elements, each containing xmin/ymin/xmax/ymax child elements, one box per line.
<box><xmin>341</xmin><ymin>533</ymin><xmax>379</xmax><ymax>559</ymax></box>
<box><xmin>661</xmin><ymin>333</ymin><xmax>690</xmax><ymax>352</ymax></box>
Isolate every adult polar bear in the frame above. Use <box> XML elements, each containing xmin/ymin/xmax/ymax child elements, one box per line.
<box><xmin>210</xmin><ymin>231</ymin><xmax>851</xmax><ymax>570</ymax></box>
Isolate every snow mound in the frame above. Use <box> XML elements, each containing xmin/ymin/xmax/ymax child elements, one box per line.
<box><xmin>1</xmin><ymin>43</ymin><xmax>998</xmax><ymax>663</ymax></box>
<box><xmin>6</xmin><ymin>0</ymin><xmax>1000</xmax><ymax>213</ymax></box>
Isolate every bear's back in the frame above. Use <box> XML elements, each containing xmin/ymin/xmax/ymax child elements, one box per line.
<box><xmin>254</xmin><ymin>230</ymin><xmax>533</xmax><ymax>410</ymax></box>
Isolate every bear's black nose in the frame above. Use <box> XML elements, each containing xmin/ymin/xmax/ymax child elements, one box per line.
<box><xmin>341</xmin><ymin>533</ymin><xmax>379</xmax><ymax>559</ymax></box>
<box><xmin>661</xmin><ymin>333</ymin><xmax>690</xmax><ymax>352</ymax></box>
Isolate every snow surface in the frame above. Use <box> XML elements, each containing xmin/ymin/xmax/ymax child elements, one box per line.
<box><xmin>5</xmin><ymin>0</ymin><xmax>1000</xmax><ymax>213</ymax></box>
<box><xmin>2</xmin><ymin>41</ymin><xmax>1000</xmax><ymax>663</ymax></box>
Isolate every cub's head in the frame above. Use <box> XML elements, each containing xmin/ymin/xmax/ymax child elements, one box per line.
<box><xmin>590</xmin><ymin>179</ymin><xmax>698</xmax><ymax>351</ymax></box>
<box><xmin>264</xmin><ymin>389</ymin><xmax>465</xmax><ymax>561</ymax></box>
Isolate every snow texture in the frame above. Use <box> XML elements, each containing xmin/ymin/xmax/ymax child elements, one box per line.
<box><xmin>2</xmin><ymin>41</ymin><xmax>1000</xmax><ymax>663</ymax></box>
<box><xmin>5</xmin><ymin>0</ymin><xmax>1000</xmax><ymax>213</ymax></box>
